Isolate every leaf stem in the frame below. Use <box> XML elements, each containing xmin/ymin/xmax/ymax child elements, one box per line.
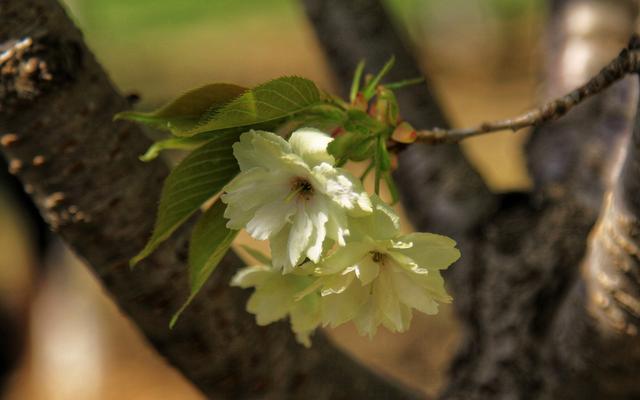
<box><xmin>384</xmin><ymin>77</ymin><xmax>424</xmax><ymax>90</ymax></box>
<box><xmin>360</xmin><ymin>160</ymin><xmax>375</xmax><ymax>181</ymax></box>
<box><xmin>374</xmin><ymin>136</ymin><xmax>382</xmax><ymax>194</ymax></box>
<box><xmin>363</xmin><ymin>56</ymin><xmax>396</xmax><ymax>100</ymax></box>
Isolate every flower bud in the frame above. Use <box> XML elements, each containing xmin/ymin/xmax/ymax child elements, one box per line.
<box><xmin>351</xmin><ymin>92</ymin><xmax>368</xmax><ymax>112</ymax></box>
<box><xmin>391</xmin><ymin>122</ymin><xmax>417</xmax><ymax>143</ymax></box>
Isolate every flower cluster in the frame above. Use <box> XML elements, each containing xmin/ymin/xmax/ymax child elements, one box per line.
<box><xmin>222</xmin><ymin>128</ymin><xmax>460</xmax><ymax>346</ymax></box>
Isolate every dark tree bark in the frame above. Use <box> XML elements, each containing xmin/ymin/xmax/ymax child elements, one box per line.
<box><xmin>0</xmin><ymin>1</ymin><xmax>420</xmax><ymax>399</ymax></box>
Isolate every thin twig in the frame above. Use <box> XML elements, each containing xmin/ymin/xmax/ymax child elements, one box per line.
<box><xmin>415</xmin><ymin>36</ymin><xmax>640</xmax><ymax>144</ymax></box>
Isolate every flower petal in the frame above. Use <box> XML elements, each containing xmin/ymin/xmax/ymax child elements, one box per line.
<box><xmin>349</xmin><ymin>195</ymin><xmax>399</xmax><ymax>241</ymax></box>
<box><xmin>356</xmin><ymin>256</ymin><xmax>380</xmax><ymax>286</ymax></box>
<box><xmin>290</xmin><ymin>293</ymin><xmax>321</xmax><ymax>347</ymax></box>
<box><xmin>353</xmin><ymin>300</ymin><xmax>378</xmax><ymax>338</ymax></box>
<box><xmin>312</xmin><ymin>163</ymin><xmax>372</xmax><ymax>215</ymax></box>
<box><xmin>316</xmin><ymin>241</ymin><xmax>372</xmax><ymax>275</ymax></box>
<box><xmin>230</xmin><ymin>265</ymin><xmax>272</xmax><ymax>288</ymax></box>
<box><xmin>325</xmin><ymin>201</ymin><xmax>350</xmax><ymax>246</ymax></box>
<box><xmin>270</xmin><ymin>226</ymin><xmax>291</xmax><ymax>271</ymax></box>
<box><xmin>411</xmin><ymin>270</ymin><xmax>452</xmax><ymax>303</ymax></box>
<box><xmin>223</xmin><ymin>203</ymin><xmax>253</xmax><ymax>230</ymax></box>
<box><xmin>305</xmin><ymin>199</ymin><xmax>329</xmax><ymax>262</ymax></box>
<box><xmin>246</xmin><ymin>276</ymin><xmax>293</xmax><ymax>325</ymax></box>
<box><xmin>320</xmin><ymin>273</ymin><xmax>355</xmax><ymax>296</ymax></box>
<box><xmin>374</xmin><ymin>269</ymin><xmax>405</xmax><ymax>332</ymax></box>
<box><xmin>389</xmin><ymin>267</ymin><xmax>440</xmax><ymax>315</ymax></box>
<box><xmin>321</xmin><ymin>283</ymin><xmax>368</xmax><ymax>328</ymax></box>
<box><xmin>246</xmin><ymin>200</ymin><xmax>296</xmax><ymax>240</ymax></box>
<box><xmin>387</xmin><ymin>251</ymin><xmax>429</xmax><ymax>274</ymax></box>
<box><xmin>286</xmin><ymin>204</ymin><xmax>314</xmax><ymax>268</ymax></box>
<box><xmin>395</xmin><ymin>232</ymin><xmax>461</xmax><ymax>270</ymax></box>
<box><xmin>289</xmin><ymin>128</ymin><xmax>335</xmax><ymax>167</ymax></box>
<box><xmin>233</xmin><ymin>130</ymin><xmax>291</xmax><ymax>171</ymax></box>
<box><xmin>222</xmin><ymin>168</ymin><xmax>290</xmax><ymax>211</ymax></box>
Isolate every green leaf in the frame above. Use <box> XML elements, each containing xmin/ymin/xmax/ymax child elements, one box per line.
<box><xmin>383</xmin><ymin>77</ymin><xmax>424</xmax><ymax>90</ymax></box>
<box><xmin>115</xmin><ymin>83</ymin><xmax>246</xmax><ymax>133</ymax></box>
<box><xmin>189</xmin><ymin>201</ymin><xmax>237</xmax><ymax>292</ymax></box>
<box><xmin>170</xmin><ymin>200</ymin><xmax>238</xmax><ymax>328</ymax></box>
<box><xmin>240</xmin><ymin>244</ymin><xmax>272</xmax><ymax>265</ymax></box>
<box><xmin>363</xmin><ymin>56</ymin><xmax>395</xmax><ymax>100</ymax></box>
<box><xmin>328</xmin><ymin>131</ymin><xmax>375</xmax><ymax>165</ymax></box>
<box><xmin>376</xmin><ymin>87</ymin><xmax>400</xmax><ymax>125</ymax></box>
<box><xmin>350</xmin><ymin>60</ymin><xmax>366</xmax><ymax>102</ymax></box>
<box><xmin>172</xmin><ymin>201</ymin><xmax>238</xmax><ymax>326</ymax></box>
<box><xmin>130</xmin><ymin>130</ymin><xmax>241</xmax><ymax>266</ymax></box>
<box><xmin>181</xmin><ymin>76</ymin><xmax>322</xmax><ymax>136</ymax></box>
<box><xmin>327</xmin><ymin>110</ymin><xmax>382</xmax><ymax>164</ymax></box>
<box><xmin>343</xmin><ymin>109</ymin><xmax>384</xmax><ymax>135</ymax></box>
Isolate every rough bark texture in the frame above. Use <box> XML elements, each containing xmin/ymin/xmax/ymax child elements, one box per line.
<box><xmin>0</xmin><ymin>1</ymin><xmax>420</xmax><ymax>399</ymax></box>
<box><xmin>303</xmin><ymin>0</ymin><xmax>640</xmax><ymax>399</ymax></box>
<box><xmin>440</xmin><ymin>0</ymin><xmax>640</xmax><ymax>398</ymax></box>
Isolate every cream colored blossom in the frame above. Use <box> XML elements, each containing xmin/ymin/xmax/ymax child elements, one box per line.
<box><xmin>231</xmin><ymin>262</ymin><xmax>321</xmax><ymax>347</ymax></box>
<box><xmin>221</xmin><ymin>128</ymin><xmax>372</xmax><ymax>272</ymax></box>
<box><xmin>303</xmin><ymin>199</ymin><xmax>461</xmax><ymax>337</ymax></box>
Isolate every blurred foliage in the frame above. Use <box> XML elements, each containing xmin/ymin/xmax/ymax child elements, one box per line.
<box><xmin>67</xmin><ymin>0</ymin><xmax>545</xmax><ymax>41</ymax></box>
<box><xmin>68</xmin><ymin>0</ymin><xmax>295</xmax><ymax>36</ymax></box>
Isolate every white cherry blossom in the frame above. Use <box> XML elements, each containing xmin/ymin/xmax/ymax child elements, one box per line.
<box><xmin>221</xmin><ymin>128</ymin><xmax>372</xmax><ymax>271</ymax></box>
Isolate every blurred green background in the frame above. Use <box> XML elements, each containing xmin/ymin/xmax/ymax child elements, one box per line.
<box><xmin>2</xmin><ymin>0</ymin><xmax>543</xmax><ymax>398</ymax></box>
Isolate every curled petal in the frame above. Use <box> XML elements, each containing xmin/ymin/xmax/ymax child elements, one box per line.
<box><xmin>287</xmin><ymin>205</ymin><xmax>314</xmax><ymax>267</ymax></box>
<box><xmin>233</xmin><ymin>130</ymin><xmax>291</xmax><ymax>171</ymax></box>
<box><xmin>305</xmin><ymin>199</ymin><xmax>329</xmax><ymax>262</ymax></box>
<box><xmin>320</xmin><ymin>273</ymin><xmax>355</xmax><ymax>296</ymax></box>
<box><xmin>313</xmin><ymin>163</ymin><xmax>372</xmax><ymax>215</ymax></box>
<box><xmin>325</xmin><ymin>202</ymin><xmax>350</xmax><ymax>245</ymax></box>
<box><xmin>289</xmin><ymin>128</ymin><xmax>335</xmax><ymax>167</ymax></box>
